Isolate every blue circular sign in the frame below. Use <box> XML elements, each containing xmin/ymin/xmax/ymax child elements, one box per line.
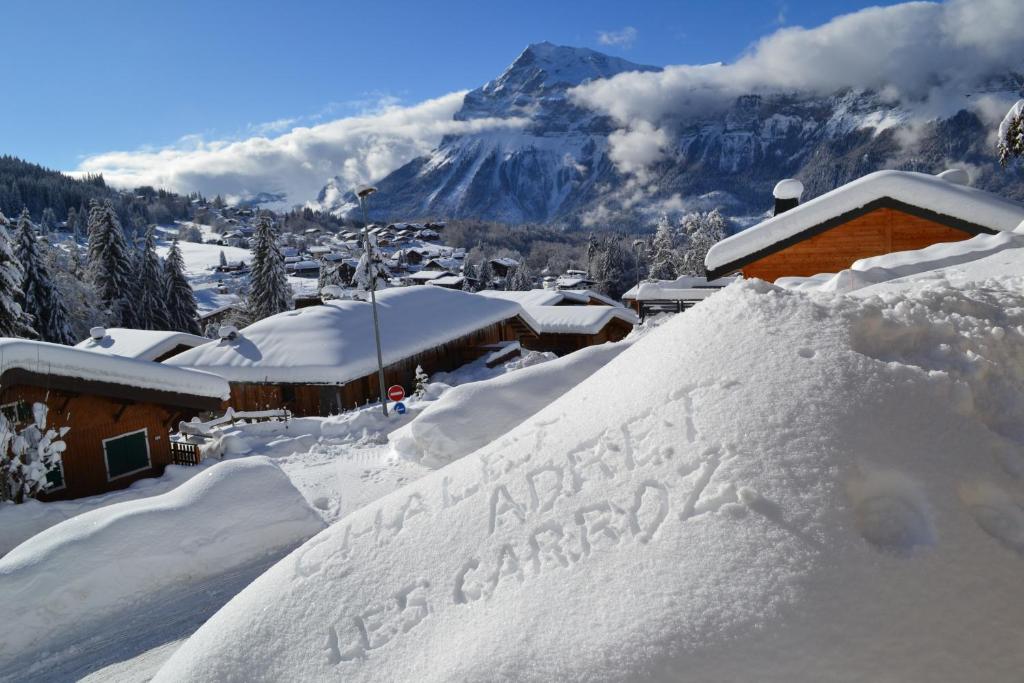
<box><xmin>394</xmin><ymin>401</ymin><xmax>407</xmax><ymax>415</ymax></box>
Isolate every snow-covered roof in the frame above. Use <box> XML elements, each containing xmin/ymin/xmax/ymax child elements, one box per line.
<box><xmin>622</xmin><ymin>275</ymin><xmax>737</xmax><ymax>300</ymax></box>
<box><xmin>426</xmin><ymin>275</ymin><xmax>465</xmax><ymax>287</ymax></box>
<box><xmin>75</xmin><ymin>328</ymin><xmax>210</xmax><ymax>362</ymax></box>
<box><xmin>524</xmin><ymin>305</ymin><xmax>637</xmax><ymax>335</ymax></box>
<box><xmin>705</xmin><ymin>170</ymin><xmax>1024</xmax><ymax>275</ymax></box>
<box><xmin>0</xmin><ymin>338</ymin><xmax>228</xmax><ymax>399</ymax></box>
<box><xmin>166</xmin><ymin>287</ymin><xmax>534</xmax><ymax>384</ymax></box>
<box><xmin>406</xmin><ymin>270</ymin><xmax>450</xmax><ymax>281</ymax></box>
<box><xmin>478</xmin><ymin>288</ymin><xmax>624</xmax><ymax>308</ymax></box>
<box><xmin>477</xmin><ymin>289</ymin><xmax>566</xmax><ymax>307</ymax></box>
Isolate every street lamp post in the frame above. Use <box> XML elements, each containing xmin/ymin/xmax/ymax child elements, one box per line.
<box><xmin>356</xmin><ymin>185</ymin><xmax>389</xmax><ymax>417</ymax></box>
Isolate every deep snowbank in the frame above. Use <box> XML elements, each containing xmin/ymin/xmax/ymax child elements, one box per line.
<box><xmin>0</xmin><ymin>457</ymin><xmax>324</xmax><ymax>664</ymax></box>
<box><xmin>157</xmin><ymin>279</ymin><xmax>1024</xmax><ymax>682</ymax></box>
<box><xmin>390</xmin><ymin>341</ymin><xmax>631</xmax><ymax>467</ymax></box>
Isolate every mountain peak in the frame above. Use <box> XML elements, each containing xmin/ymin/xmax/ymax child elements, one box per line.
<box><xmin>499</xmin><ymin>42</ymin><xmax>658</xmax><ymax>91</ymax></box>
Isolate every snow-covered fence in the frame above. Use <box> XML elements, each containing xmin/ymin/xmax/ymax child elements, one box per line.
<box><xmin>172</xmin><ymin>408</ymin><xmax>292</xmax><ymax>465</ymax></box>
<box><xmin>177</xmin><ymin>407</ymin><xmax>291</xmax><ymax>438</ymax></box>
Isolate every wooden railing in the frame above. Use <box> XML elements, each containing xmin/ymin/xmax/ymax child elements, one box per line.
<box><xmin>169</xmin><ymin>439</ymin><xmax>201</xmax><ymax>466</ymax></box>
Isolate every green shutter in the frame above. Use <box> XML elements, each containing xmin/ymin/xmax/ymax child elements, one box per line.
<box><xmin>104</xmin><ymin>430</ymin><xmax>151</xmax><ymax>480</ymax></box>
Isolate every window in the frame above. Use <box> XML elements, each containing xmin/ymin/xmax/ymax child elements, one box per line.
<box><xmin>103</xmin><ymin>428</ymin><xmax>152</xmax><ymax>481</ymax></box>
<box><xmin>45</xmin><ymin>459</ymin><xmax>66</xmax><ymax>492</ymax></box>
<box><xmin>0</xmin><ymin>400</ymin><xmax>32</xmax><ymax>426</ymax></box>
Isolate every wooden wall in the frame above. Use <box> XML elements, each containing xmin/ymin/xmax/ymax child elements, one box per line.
<box><xmin>740</xmin><ymin>207</ymin><xmax>974</xmax><ymax>282</ymax></box>
<box><xmin>227</xmin><ymin>318</ymin><xmax>524</xmax><ymax>416</ymax></box>
<box><xmin>1</xmin><ymin>384</ymin><xmax>191</xmax><ymax>501</ymax></box>
<box><xmin>523</xmin><ymin>318</ymin><xmax>634</xmax><ymax>356</ymax></box>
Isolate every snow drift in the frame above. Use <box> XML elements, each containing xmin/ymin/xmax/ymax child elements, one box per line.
<box><xmin>390</xmin><ymin>341</ymin><xmax>632</xmax><ymax>467</ymax></box>
<box><xmin>0</xmin><ymin>457</ymin><xmax>324</xmax><ymax>664</ymax></box>
<box><xmin>156</xmin><ymin>279</ymin><xmax>1024</xmax><ymax>682</ymax></box>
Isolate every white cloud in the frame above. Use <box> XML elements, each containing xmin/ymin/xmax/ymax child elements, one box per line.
<box><xmin>597</xmin><ymin>26</ymin><xmax>638</xmax><ymax>48</ymax></box>
<box><xmin>573</xmin><ymin>0</ymin><xmax>1024</xmax><ymax>177</ymax></box>
<box><xmin>74</xmin><ymin>92</ymin><xmax>527</xmax><ymax>206</ymax></box>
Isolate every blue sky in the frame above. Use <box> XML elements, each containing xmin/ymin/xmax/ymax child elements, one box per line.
<box><xmin>2</xmin><ymin>0</ymin><xmax>906</xmax><ymax>171</ymax></box>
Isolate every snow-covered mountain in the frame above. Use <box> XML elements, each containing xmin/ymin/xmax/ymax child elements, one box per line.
<box><xmin>318</xmin><ymin>43</ymin><xmax>1024</xmax><ymax>227</ymax></box>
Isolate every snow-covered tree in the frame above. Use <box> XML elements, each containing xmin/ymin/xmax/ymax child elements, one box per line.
<box><xmin>352</xmin><ymin>251</ymin><xmax>387</xmax><ymax>298</ymax></box>
<box><xmin>678</xmin><ymin>209</ymin><xmax>728</xmax><ymax>276</ymax></box>
<box><xmin>508</xmin><ymin>261</ymin><xmax>534</xmax><ymax>291</ymax></box>
<box><xmin>86</xmin><ymin>200</ymin><xmax>134</xmax><ymax>326</ymax></box>
<box><xmin>66</xmin><ymin>207</ymin><xmax>78</xmax><ymax>240</ymax></box>
<box><xmin>0</xmin><ymin>402</ymin><xmax>68</xmax><ymax>503</ymax></box>
<box><xmin>164</xmin><ymin>240</ymin><xmax>202</xmax><ymax>334</ymax></box>
<box><xmin>998</xmin><ymin>100</ymin><xmax>1024</xmax><ymax>167</ymax></box>
<box><xmin>461</xmin><ymin>262</ymin><xmax>479</xmax><ymax>292</ymax></box>
<box><xmin>45</xmin><ymin>242</ymin><xmax>100</xmax><ymax>342</ymax></box>
<box><xmin>0</xmin><ymin>212</ymin><xmax>35</xmax><ymax>338</ymax></box>
<box><xmin>647</xmin><ymin>214</ymin><xmax>679</xmax><ymax>280</ymax></box>
<box><xmin>15</xmin><ymin>210</ymin><xmax>75</xmax><ymax>344</ymax></box>
<box><xmin>219</xmin><ymin>250</ymin><xmax>227</xmax><ymax>268</ymax></box>
<box><xmin>247</xmin><ymin>212</ymin><xmax>291</xmax><ymax>320</ymax></box>
<box><xmin>414</xmin><ymin>365</ymin><xmax>430</xmax><ymax>398</ymax></box>
<box><xmin>135</xmin><ymin>226</ymin><xmax>172</xmax><ymax>331</ymax></box>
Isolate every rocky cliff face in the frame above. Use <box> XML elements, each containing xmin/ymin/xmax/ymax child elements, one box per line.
<box><xmin>318</xmin><ymin>43</ymin><xmax>1024</xmax><ymax>228</ymax></box>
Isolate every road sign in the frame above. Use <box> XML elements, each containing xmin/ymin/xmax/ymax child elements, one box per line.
<box><xmin>394</xmin><ymin>401</ymin><xmax>407</xmax><ymax>415</ymax></box>
<box><xmin>387</xmin><ymin>385</ymin><xmax>406</xmax><ymax>402</ymax></box>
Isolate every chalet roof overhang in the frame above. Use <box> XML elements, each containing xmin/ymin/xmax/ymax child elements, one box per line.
<box><xmin>1</xmin><ymin>369</ymin><xmax>223</xmax><ymax>412</ymax></box>
<box><xmin>704</xmin><ymin>196</ymin><xmax>999</xmax><ymax>280</ymax></box>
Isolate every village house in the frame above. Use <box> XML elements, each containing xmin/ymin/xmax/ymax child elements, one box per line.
<box><xmin>75</xmin><ymin>327</ymin><xmax>210</xmax><ymax>362</ymax></box>
<box><xmin>165</xmin><ymin>287</ymin><xmax>541</xmax><ymax>416</ymax></box>
<box><xmin>478</xmin><ymin>288</ymin><xmax>620</xmax><ymax>307</ymax></box>
<box><xmin>519</xmin><ymin>306</ymin><xmax>638</xmax><ymax>356</ymax></box>
<box><xmin>0</xmin><ymin>339</ymin><xmax>229</xmax><ymax>500</ymax></box>
<box><xmin>704</xmin><ymin>170</ymin><xmax>1024</xmax><ymax>281</ymax></box>
<box><xmin>621</xmin><ymin>276</ymin><xmax>737</xmax><ymax>318</ymax></box>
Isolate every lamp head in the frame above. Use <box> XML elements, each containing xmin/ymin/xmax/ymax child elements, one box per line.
<box><xmin>355</xmin><ymin>185</ymin><xmax>378</xmax><ymax>199</ymax></box>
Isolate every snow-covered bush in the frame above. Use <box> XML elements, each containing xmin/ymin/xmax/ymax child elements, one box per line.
<box><xmin>414</xmin><ymin>364</ymin><xmax>430</xmax><ymax>398</ymax></box>
<box><xmin>0</xmin><ymin>402</ymin><xmax>68</xmax><ymax>503</ymax></box>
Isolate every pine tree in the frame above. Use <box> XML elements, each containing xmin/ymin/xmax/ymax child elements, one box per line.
<box><xmin>66</xmin><ymin>207</ymin><xmax>78</xmax><ymax>241</ymax></box>
<box><xmin>998</xmin><ymin>101</ymin><xmax>1024</xmax><ymax>167</ymax></box>
<box><xmin>86</xmin><ymin>200</ymin><xmax>134</xmax><ymax>325</ymax></box>
<box><xmin>414</xmin><ymin>365</ymin><xmax>430</xmax><ymax>398</ymax></box>
<box><xmin>0</xmin><ymin>212</ymin><xmax>34</xmax><ymax>338</ymax></box>
<box><xmin>164</xmin><ymin>240</ymin><xmax>202</xmax><ymax>334</ymax></box>
<box><xmin>509</xmin><ymin>261</ymin><xmax>534</xmax><ymax>291</ymax></box>
<box><xmin>478</xmin><ymin>260</ymin><xmax>494</xmax><ymax>290</ymax></box>
<box><xmin>678</xmin><ymin>210</ymin><xmax>728</xmax><ymax>276</ymax></box>
<box><xmin>219</xmin><ymin>250</ymin><xmax>227</xmax><ymax>268</ymax></box>
<box><xmin>247</xmin><ymin>212</ymin><xmax>291</xmax><ymax>320</ymax></box>
<box><xmin>135</xmin><ymin>226</ymin><xmax>172</xmax><ymax>331</ymax></box>
<box><xmin>15</xmin><ymin>210</ymin><xmax>75</xmax><ymax>344</ymax></box>
<box><xmin>461</xmin><ymin>262</ymin><xmax>479</xmax><ymax>292</ymax></box>
<box><xmin>647</xmin><ymin>214</ymin><xmax>678</xmax><ymax>280</ymax></box>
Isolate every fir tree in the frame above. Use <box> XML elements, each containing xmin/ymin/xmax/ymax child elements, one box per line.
<box><xmin>647</xmin><ymin>214</ymin><xmax>679</xmax><ymax>281</ymax></box>
<box><xmin>164</xmin><ymin>240</ymin><xmax>202</xmax><ymax>334</ymax></box>
<box><xmin>66</xmin><ymin>207</ymin><xmax>78</xmax><ymax>241</ymax></box>
<box><xmin>478</xmin><ymin>260</ymin><xmax>494</xmax><ymax>290</ymax></box>
<box><xmin>678</xmin><ymin>210</ymin><xmax>728</xmax><ymax>276</ymax></box>
<box><xmin>86</xmin><ymin>200</ymin><xmax>133</xmax><ymax>326</ymax></box>
<box><xmin>219</xmin><ymin>250</ymin><xmax>227</xmax><ymax>268</ymax></box>
<box><xmin>461</xmin><ymin>262</ymin><xmax>479</xmax><ymax>292</ymax></box>
<box><xmin>135</xmin><ymin>226</ymin><xmax>172</xmax><ymax>331</ymax></box>
<box><xmin>998</xmin><ymin>102</ymin><xmax>1024</xmax><ymax>167</ymax></box>
<box><xmin>247</xmin><ymin>212</ymin><xmax>291</xmax><ymax>320</ymax></box>
<box><xmin>414</xmin><ymin>365</ymin><xmax>430</xmax><ymax>398</ymax></box>
<box><xmin>15</xmin><ymin>210</ymin><xmax>74</xmax><ymax>344</ymax></box>
<box><xmin>0</xmin><ymin>212</ymin><xmax>34</xmax><ymax>338</ymax></box>
<box><xmin>509</xmin><ymin>261</ymin><xmax>534</xmax><ymax>291</ymax></box>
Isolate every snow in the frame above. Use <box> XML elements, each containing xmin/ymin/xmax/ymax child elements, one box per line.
<box><xmin>0</xmin><ymin>338</ymin><xmax>229</xmax><ymax>399</ymax></box>
<box><xmin>0</xmin><ymin>457</ymin><xmax>324</xmax><ymax>668</ymax></box>
<box><xmin>155</xmin><ymin>270</ymin><xmax>1024</xmax><ymax>681</ymax></box>
<box><xmin>74</xmin><ymin>328</ymin><xmax>210</xmax><ymax>361</ymax></box>
<box><xmin>391</xmin><ymin>340</ymin><xmax>632</xmax><ymax>467</ymax></box>
<box><xmin>772</xmin><ymin>178</ymin><xmax>804</xmax><ymax>200</ymax></box>
<box><xmin>427</xmin><ymin>275</ymin><xmax>464</xmax><ymax>287</ymax></box>
<box><xmin>705</xmin><ymin>169</ymin><xmax>1024</xmax><ymax>272</ymax></box>
<box><xmin>166</xmin><ymin>287</ymin><xmax>534</xmax><ymax>384</ymax></box>
<box><xmin>997</xmin><ymin>99</ymin><xmax>1024</xmax><ymax>146</ymax></box>
<box><xmin>522</xmin><ymin>304</ymin><xmax>637</xmax><ymax>335</ymax></box>
<box><xmin>776</xmin><ymin>231</ymin><xmax>1024</xmax><ymax>294</ymax></box>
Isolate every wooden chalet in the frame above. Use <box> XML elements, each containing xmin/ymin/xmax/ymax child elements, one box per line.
<box><xmin>621</xmin><ymin>276</ymin><xmax>736</xmax><ymax>319</ymax></box>
<box><xmin>166</xmin><ymin>287</ymin><xmax>541</xmax><ymax>416</ymax></box>
<box><xmin>704</xmin><ymin>170</ymin><xmax>1024</xmax><ymax>282</ymax></box>
<box><xmin>519</xmin><ymin>306</ymin><xmax>638</xmax><ymax>356</ymax></box>
<box><xmin>0</xmin><ymin>339</ymin><xmax>229</xmax><ymax>500</ymax></box>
